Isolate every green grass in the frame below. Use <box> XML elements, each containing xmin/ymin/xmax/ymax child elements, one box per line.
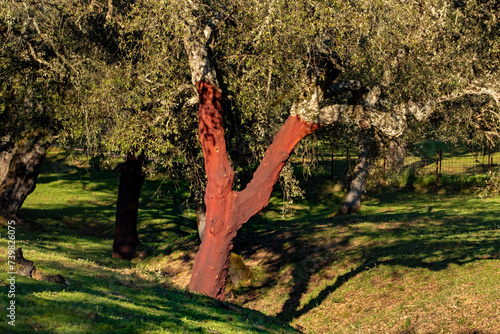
<box><xmin>0</xmin><ymin>148</ymin><xmax>297</xmax><ymax>334</ymax></box>
<box><xmin>1</xmin><ymin>147</ymin><xmax>499</xmax><ymax>333</ymax></box>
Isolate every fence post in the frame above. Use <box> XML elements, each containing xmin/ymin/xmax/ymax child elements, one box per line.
<box><xmin>331</xmin><ymin>143</ymin><xmax>334</xmax><ymax>180</ymax></box>
<box><xmin>435</xmin><ymin>152</ymin><xmax>439</xmax><ymax>186</ymax></box>
<box><xmin>392</xmin><ymin>143</ymin><xmax>396</xmax><ymax>171</ymax></box>
<box><xmin>439</xmin><ymin>148</ymin><xmax>443</xmax><ymax>174</ymax></box>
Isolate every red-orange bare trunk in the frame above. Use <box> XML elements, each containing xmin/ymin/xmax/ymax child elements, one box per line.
<box><xmin>189</xmin><ymin>81</ymin><xmax>319</xmax><ymax>300</ymax></box>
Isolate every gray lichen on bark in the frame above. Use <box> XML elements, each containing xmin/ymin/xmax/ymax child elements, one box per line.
<box><xmin>180</xmin><ymin>2</ymin><xmax>223</xmax><ymax>88</ymax></box>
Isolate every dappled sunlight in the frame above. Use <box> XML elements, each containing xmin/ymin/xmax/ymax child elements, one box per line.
<box><xmin>2</xmin><ymin>150</ymin><xmax>498</xmax><ymax>333</ymax></box>
<box><xmin>229</xmin><ymin>185</ymin><xmax>500</xmax><ymax>332</ymax></box>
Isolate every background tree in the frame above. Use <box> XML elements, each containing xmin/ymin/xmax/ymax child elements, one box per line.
<box><xmin>0</xmin><ymin>0</ymin><xmax>104</xmax><ymax>223</ymax></box>
<box><xmin>319</xmin><ymin>0</ymin><xmax>500</xmax><ymax>214</ymax></box>
<box><xmin>112</xmin><ymin>154</ymin><xmax>146</xmax><ymax>259</ymax></box>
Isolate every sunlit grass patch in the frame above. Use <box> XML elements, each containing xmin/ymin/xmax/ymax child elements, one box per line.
<box><xmin>0</xmin><ymin>150</ymin><xmax>297</xmax><ymax>333</ymax></box>
<box><xmin>1</xmin><ymin>147</ymin><xmax>498</xmax><ymax>333</ymax></box>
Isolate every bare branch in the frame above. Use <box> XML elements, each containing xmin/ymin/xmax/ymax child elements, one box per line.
<box><xmin>25</xmin><ymin>38</ymin><xmax>52</xmax><ymax>68</ymax></box>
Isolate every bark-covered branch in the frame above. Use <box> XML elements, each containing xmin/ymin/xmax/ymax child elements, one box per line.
<box><xmin>179</xmin><ymin>2</ymin><xmax>223</xmax><ymax>87</ymax></box>
<box><xmin>307</xmin><ymin>84</ymin><xmax>500</xmax><ymax>139</ymax></box>
<box><xmin>317</xmin><ymin>103</ymin><xmax>407</xmax><ymax>138</ymax></box>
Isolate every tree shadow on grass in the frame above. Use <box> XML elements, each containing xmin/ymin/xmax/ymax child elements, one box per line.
<box><xmin>282</xmin><ymin>223</ymin><xmax>499</xmax><ymax>322</ymax></box>
<box><xmin>0</xmin><ymin>257</ymin><xmax>298</xmax><ymax>334</ymax></box>
<box><xmin>232</xmin><ymin>192</ymin><xmax>500</xmax><ymax>323</ymax></box>
<box><xmin>18</xmin><ymin>156</ymin><xmax>200</xmax><ymax>262</ymax></box>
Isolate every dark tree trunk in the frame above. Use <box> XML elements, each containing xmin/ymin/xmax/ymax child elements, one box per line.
<box><xmin>189</xmin><ymin>81</ymin><xmax>319</xmax><ymax>299</ymax></box>
<box><xmin>112</xmin><ymin>154</ymin><xmax>146</xmax><ymax>260</ymax></box>
<box><xmin>337</xmin><ymin>132</ymin><xmax>377</xmax><ymax>215</ymax></box>
<box><xmin>0</xmin><ymin>132</ymin><xmax>52</xmax><ymax>220</ymax></box>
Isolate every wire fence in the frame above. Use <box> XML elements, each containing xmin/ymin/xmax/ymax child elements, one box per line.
<box><xmin>404</xmin><ymin>152</ymin><xmax>499</xmax><ymax>175</ymax></box>
<box><xmin>301</xmin><ymin>142</ymin><xmax>500</xmax><ymax>180</ymax></box>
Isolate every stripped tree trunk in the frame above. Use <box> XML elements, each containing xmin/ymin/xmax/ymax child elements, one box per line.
<box><xmin>195</xmin><ymin>198</ymin><xmax>252</xmax><ymax>287</ymax></box>
<box><xmin>112</xmin><ymin>154</ymin><xmax>146</xmax><ymax>260</ymax></box>
<box><xmin>337</xmin><ymin>132</ymin><xmax>376</xmax><ymax>215</ymax></box>
<box><xmin>0</xmin><ymin>132</ymin><xmax>52</xmax><ymax>221</ymax></box>
<box><xmin>189</xmin><ymin>82</ymin><xmax>319</xmax><ymax>299</ymax></box>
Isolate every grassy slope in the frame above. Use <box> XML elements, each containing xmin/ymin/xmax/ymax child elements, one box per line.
<box><xmin>229</xmin><ymin>177</ymin><xmax>500</xmax><ymax>333</ymax></box>
<box><xmin>0</xmin><ymin>149</ymin><xmax>297</xmax><ymax>334</ymax></box>
<box><xmin>1</xmin><ymin>148</ymin><xmax>499</xmax><ymax>333</ymax></box>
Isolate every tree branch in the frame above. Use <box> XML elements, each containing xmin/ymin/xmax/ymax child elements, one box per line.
<box><xmin>179</xmin><ymin>3</ymin><xmax>223</xmax><ymax>87</ymax></box>
<box><xmin>25</xmin><ymin>38</ymin><xmax>53</xmax><ymax>69</ymax></box>
<box><xmin>106</xmin><ymin>0</ymin><xmax>113</xmax><ymax>21</ymax></box>
<box><xmin>235</xmin><ymin>116</ymin><xmax>319</xmax><ymax>226</ymax></box>
<box><xmin>317</xmin><ymin>103</ymin><xmax>407</xmax><ymax>138</ymax></box>
<box><xmin>312</xmin><ymin>84</ymin><xmax>500</xmax><ymax>139</ymax></box>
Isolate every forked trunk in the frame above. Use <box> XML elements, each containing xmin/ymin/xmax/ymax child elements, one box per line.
<box><xmin>337</xmin><ymin>133</ymin><xmax>376</xmax><ymax>215</ymax></box>
<box><xmin>189</xmin><ymin>82</ymin><xmax>319</xmax><ymax>299</ymax></box>
<box><xmin>0</xmin><ymin>132</ymin><xmax>52</xmax><ymax>220</ymax></box>
<box><xmin>112</xmin><ymin>154</ymin><xmax>146</xmax><ymax>260</ymax></box>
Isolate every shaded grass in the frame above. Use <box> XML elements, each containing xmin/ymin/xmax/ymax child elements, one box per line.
<box><xmin>0</xmin><ymin>148</ymin><xmax>297</xmax><ymax>333</ymax></box>
<box><xmin>0</xmin><ymin>253</ymin><xmax>295</xmax><ymax>333</ymax></box>
<box><xmin>229</xmin><ymin>173</ymin><xmax>500</xmax><ymax>333</ymax></box>
<box><xmin>1</xmin><ymin>147</ymin><xmax>499</xmax><ymax>333</ymax></box>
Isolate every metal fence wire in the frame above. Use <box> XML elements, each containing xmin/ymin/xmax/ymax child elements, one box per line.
<box><xmin>305</xmin><ymin>141</ymin><xmax>500</xmax><ymax>179</ymax></box>
<box><xmin>400</xmin><ymin>141</ymin><xmax>499</xmax><ymax>176</ymax></box>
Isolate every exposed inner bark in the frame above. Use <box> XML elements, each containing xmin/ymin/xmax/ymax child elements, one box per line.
<box><xmin>0</xmin><ymin>132</ymin><xmax>52</xmax><ymax>221</ymax></box>
<box><xmin>189</xmin><ymin>81</ymin><xmax>236</xmax><ymax>299</ymax></box>
<box><xmin>112</xmin><ymin>154</ymin><xmax>146</xmax><ymax>260</ymax></box>
<box><xmin>189</xmin><ymin>81</ymin><xmax>319</xmax><ymax>299</ymax></box>
<box><xmin>195</xmin><ymin>199</ymin><xmax>252</xmax><ymax>287</ymax></box>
